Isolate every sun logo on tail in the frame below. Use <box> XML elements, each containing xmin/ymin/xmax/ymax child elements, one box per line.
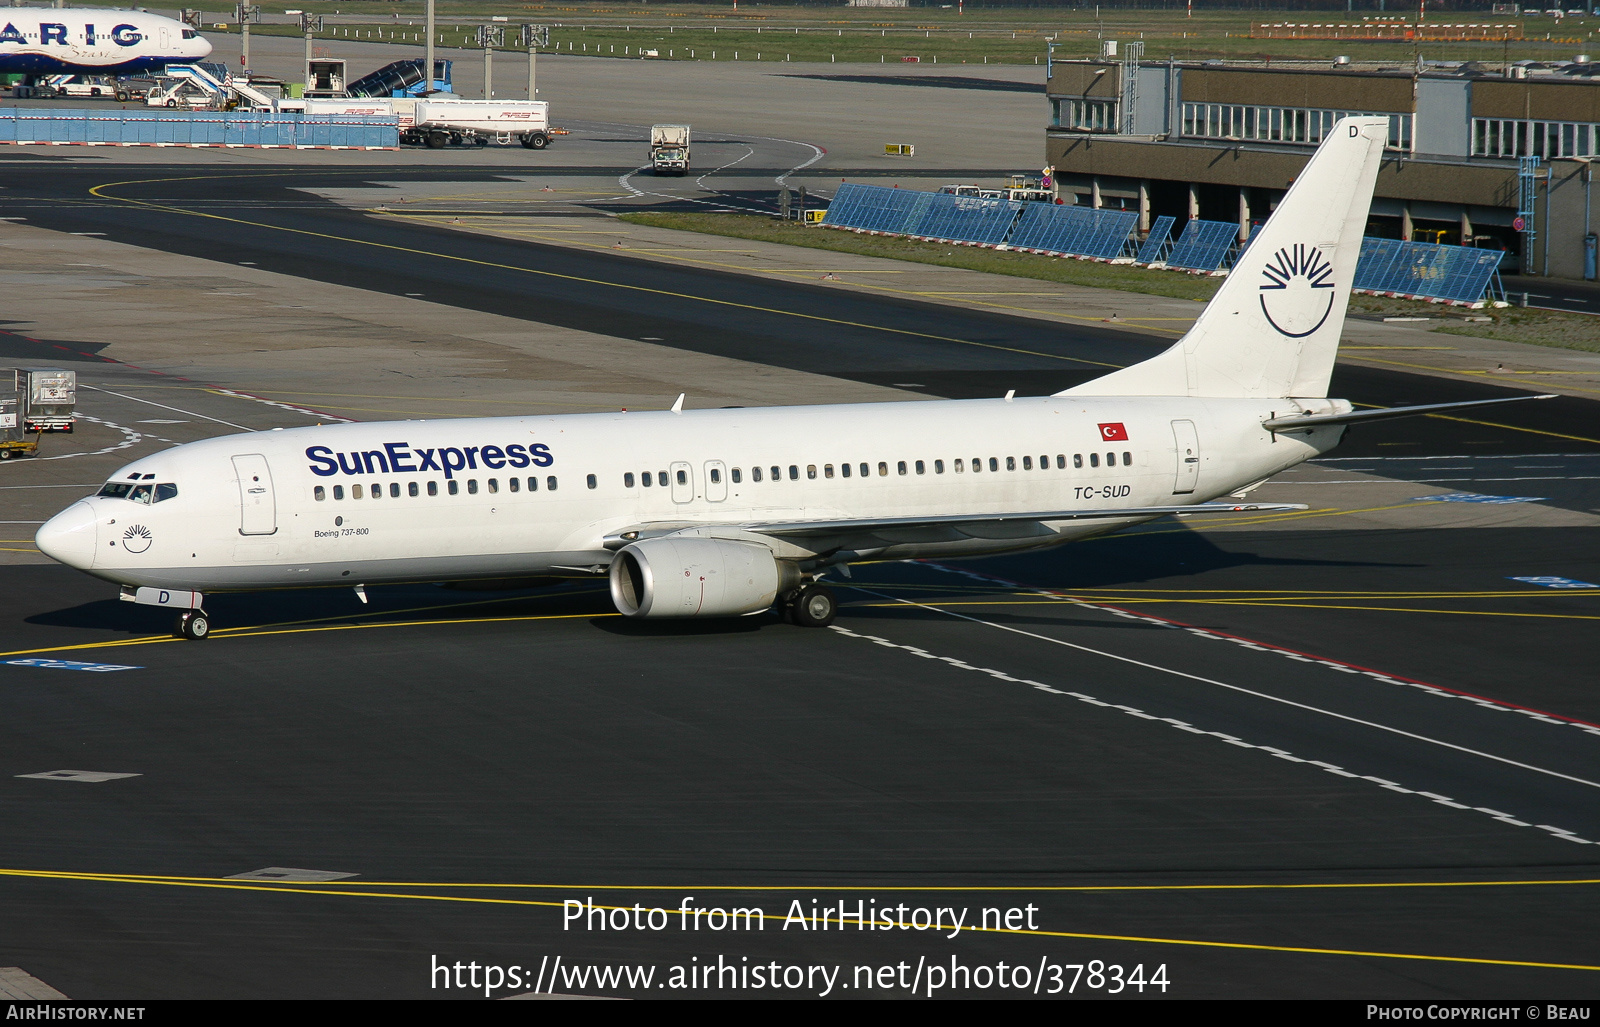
<box><xmin>1259</xmin><ymin>243</ymin><xmax>1336</xmax><ymax>338</ymax></box>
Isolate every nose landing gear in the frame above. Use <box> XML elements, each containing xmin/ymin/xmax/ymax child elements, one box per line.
<box><xmin>173</xmin><ymin>609</ymin><xmax>210</xmax><ymax>640</ymax></box>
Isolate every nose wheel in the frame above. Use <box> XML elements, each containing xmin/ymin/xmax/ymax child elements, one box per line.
<box><xmin>172</xmin><ymin>609</ymin><xmax>210</xmax><ymax>641</ymax></box>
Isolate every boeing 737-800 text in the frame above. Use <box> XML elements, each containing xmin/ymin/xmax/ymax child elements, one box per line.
<box><xmin>34</xmin><ymin>117</ymin><xmax>1548</xmax><ymax>638</ymax></box>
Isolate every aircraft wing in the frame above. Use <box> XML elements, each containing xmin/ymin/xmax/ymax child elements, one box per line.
<box><xmin>604</xmin><ymin>502</ymin><xmax>1307</xmax><ymax>549</ymax></box>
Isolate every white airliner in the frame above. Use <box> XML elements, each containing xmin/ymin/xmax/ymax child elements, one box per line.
<box><xmin>0</xmin><ymin>8</ymin><xmax>210</xmax><ymax>78</ymax></box>
<box><xmin>35</xmin><ymin>117</ymin><xmax>1546</xmax><ymax>639</ymax></box>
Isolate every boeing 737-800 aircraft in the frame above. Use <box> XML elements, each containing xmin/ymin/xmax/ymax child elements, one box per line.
<box><xmin>35</xmin><ymin>117</ymin><xmax>1547</xmax><ymax>639</ymax></box>
<box><xmin>0</xmin><ymin>8</ymin><xmax>210</xmax><ymax>77</ymax></box>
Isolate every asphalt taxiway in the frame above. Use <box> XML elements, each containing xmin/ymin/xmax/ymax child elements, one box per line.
<box><xmin>0</xmin><ymin>127</ymin><xmax>1598</xmax><ymax>998</ymax></box>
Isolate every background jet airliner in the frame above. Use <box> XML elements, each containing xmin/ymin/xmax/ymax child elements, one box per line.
<box><xmin>0</xmin><ymin>8</ymin><xmax>210</xmax><ymax>77</ymax></box>
<box><xmin>35</xmin><ymin>116</ymin><xmax>1549</xmax><ymax>639</ymax></box>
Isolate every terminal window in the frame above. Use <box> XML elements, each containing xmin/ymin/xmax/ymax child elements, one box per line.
<box><xmin>1182</xmin><ymin>103</ymin><xmax>1411</xmax><ymax>151</ymax></box>
<box><xmin>1473</xmin><ymin>118</ymin><xmax>1597</xmax><ymax>159</ymax></box>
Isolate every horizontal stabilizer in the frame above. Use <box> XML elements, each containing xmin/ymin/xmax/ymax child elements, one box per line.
<box><xmin>1264</xmin><ymin>394</ymin><xmax>1555</xmax><ymax>432</ymax></box>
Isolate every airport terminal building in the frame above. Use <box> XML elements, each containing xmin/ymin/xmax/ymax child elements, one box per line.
<box><xmin>1044</xmin><ymin>56</ymin><xmax>1599</xmax><ymax>279</ymax></box>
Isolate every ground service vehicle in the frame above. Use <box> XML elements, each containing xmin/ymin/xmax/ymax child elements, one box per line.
<box><xmin>650</xmin><ymin>124</ymin><xmax>690</xmax><ymax>175</ymax></box>
<box><xmin>15</xmin><ymin>367</ymin><xmax>74</xmax><ymax>434</ymax></box>
<box><xmin>405</xmin><ymin>99</ymin><xmax>550</xmax><ymax>149</ymax></box>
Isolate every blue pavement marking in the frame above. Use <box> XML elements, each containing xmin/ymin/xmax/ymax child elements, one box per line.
<box><xmin>1414</xmin><ymin>492</ymin><xmax>1547</xmax><ymax>504</ymax></box>
<box><xmin>1509</xmin><ymin>576</ymin><xmax>1600</xmax><ymax>589</ymax></box>
<box><xmin>5</xmin><ymin>658</ymin><xmax>141</xmax><ymax>672</ymax></box>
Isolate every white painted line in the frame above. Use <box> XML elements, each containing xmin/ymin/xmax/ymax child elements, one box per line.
<box><xmin>16</xmin><ymin>770</ymin><xmax>140</xmax><ymax>783</ymax></box>
<box><xmin>135</xmin><ymin>418</ymin><xmax>188</xmax><ymax>424</ymax></box>
<box><xmin>0</xmin><ymin>967</ymin><xmax>68</xmax><ymax>1000</ymax></box>
<box><xmin>80</xmin><ymin>384</ymin><xmax>253</xmax><ymax>432</ymax></box>
<box><xmin>853</xmin><ymin>585</ymin><xmax>1600</xmax><ymax>793</ymax></box>
<box><xmin>35</xmin><ymin>414</ymin><xmax>142</xmax><ymax>461</ymax></box>
<box><xmin>828</xmin><ymin>621</ymin><xmax>1593</xmax><ymax>846</ymax></box>
<box><xmin>226</xmin><ymin>867</ymin><xmax>357</xmax><ymax>882</ymax></box>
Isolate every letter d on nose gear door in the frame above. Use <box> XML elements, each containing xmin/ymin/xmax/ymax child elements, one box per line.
<box><xmin>1170</xmin><ymin>419</ymin><xmax>1200</xmax><ymax>495</ymax></box>
<box><xmin>232</xmin><ymin>453</ymin><xmax>278</xmax><ymax>535</ymax></box>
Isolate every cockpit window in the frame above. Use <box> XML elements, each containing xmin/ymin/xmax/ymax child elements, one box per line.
<box><xmin>98</xmin><ymin>481</ymin><xmax>177</xmax><ymax>503</ymax></box>
<box><xmin>181</xmin><ymin>28</ymin><xmax>198</xmax><ymax>38</ymax></box>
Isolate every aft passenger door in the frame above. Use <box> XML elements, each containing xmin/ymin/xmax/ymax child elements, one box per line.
<box><xmin>231</xmin><ymin>453</ymin><xmax>277</xmax><ymax>535</ymax></box>
<box><xmin>669</xmin><ymin>460</ymin><xmax>694</xmax><ymax>504</ymax></box>
<box><xmin>704</xmin><ymin>460</ymin><xmax>727</xmax><ymax>502</ymax></box>
<box><xmin>1170</xmin><ymin>420</ymin><xmax>1200</xmax><ymax>495</ymax></box>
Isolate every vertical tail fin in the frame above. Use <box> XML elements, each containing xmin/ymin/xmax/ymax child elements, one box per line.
<box><xmin>1062</xmin><ymin>116</ymin><xmax>1388</xmax><ymax>400</ymax></box>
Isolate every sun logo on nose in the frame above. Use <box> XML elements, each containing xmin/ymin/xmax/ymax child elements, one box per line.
<box><xmin>121</xmin><ymin>524</ymin><xmax>153</xmax><ymax>554</ymax></box>
<box><xmin>1259</xmin><ymin>243</ymin><xmax>1336</xmax><ymax>338</ymax></box>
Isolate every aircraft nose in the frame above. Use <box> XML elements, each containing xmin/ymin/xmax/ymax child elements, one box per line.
<box><xmin>35</xmin><ymin>502</ymin><xmax>97</xmax><ymax>570</ymax></box>
<box><xmin>196</xmin><ymin>36</ymin><xmax>214</xmax><ymax>58</ymax></box>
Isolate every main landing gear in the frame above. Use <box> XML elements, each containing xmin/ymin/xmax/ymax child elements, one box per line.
<box><xmin>782</xmin><ymin>583</ymin><xmax>837</xmax><ymax>628</ymax></box>
<box><xmin>172</xmin><ymin>609</ymin><xmax>211</xmax><ymax>640</ymax></box>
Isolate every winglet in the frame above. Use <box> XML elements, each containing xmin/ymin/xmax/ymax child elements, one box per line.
<box><xmin>670</xmin><ymin>393</ymin><xmax>685</xmax><ymax>414</ymax></box>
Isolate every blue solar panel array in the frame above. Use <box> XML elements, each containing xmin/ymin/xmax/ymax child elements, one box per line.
<box><xmin>1164</xmin><ymin>219</ymin><xmax>1239</xmax><ymax>272</ymax></box>
<box><xmin>0</xmin><ymin>109</ymin><xmax>398</xmax><ymax>148</ymax></box>
<box><xmin>1135</xmin><ymin>215</ymin><xmax>1176</xmax><ymax>265</ymax></box>
<box><xmin>820</xmin><ymin>186</ymin><xmax>1502</xmax><ymax>305</ymax></box>
<box><xmin>1008</xmin><ymin>204</ymin><xmax>1139</xmax><ymax>260</ymax></box>
<box><xmin>1352</xmin><ymin>237</ymin><xmax>1504</xmax><ymax>305</ymax></box>
<box><xmin>821</xmin><ymin>183</ymin><xmax>1020</xmax><ymax>246</ymax></box>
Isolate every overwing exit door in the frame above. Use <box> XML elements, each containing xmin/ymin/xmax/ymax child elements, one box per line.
<box><xmin>1170</xmin><ymin>420</ymin><xmax>1200</xmax><ymax>494</ymax></box>
<box><xmin>669</xmin><ymin>460</ymin><xmax>694</xmax><ymax>503</ymax></box>
<box><xmin>232</xmin><ymin>453</ymin><xmax>277</xmax><ymax>535</ymax></box>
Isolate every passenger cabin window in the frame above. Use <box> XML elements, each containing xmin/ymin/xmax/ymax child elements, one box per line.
<box><xmin>915</xmin><ymin>460</ymin><xmax>925</xmax><ymax>475</ymax></box>
<box><xmin>955</xmin><ymin>459</ymin><xmax>964</xmax><ymax>473</ymax></box>
<box><xmin>370</xmin><ymin>483</ymin><xmax>381</xmax><ymax>499</ymax></box>
<box><xmin>858</xmin><ymin>463</ymin><xmax>868</xmax><ymax>477</ymax></box>
<box><xmin>1090</xmin><ymin>453</ymin><xmax>1100</xmax><ymax>468</ymax></box>
<box><xmin>390</xmin><ymin>483</ymin><xmax>400</xmax><ymax>498</ymax></box>
<box><xmin>314</xmin><ymin>486</ymin><xmax>326</xmax><ymax>502</ymax></box>
<box><xmin>409</xmin><ymin>482</ymin><xmax>419</xmax><ymax>497</ymax></box>
<box><xmin>448</xmin><ymin>480</ymin><xmax>460</xmax><ymax>495</ymax></box>
<box><xmin>466</xmin><ymin>480</ymin><xmax>478</xmax><ymax>495</ymax></box>
<box><xmin>587</xmin><ymin>474</ymin><xmax>597</xmax><ymax>490</ymax></box>
<box><xmin>510</xmin><ymin>478</ymin><xmax>521</xmax><ymax>493</ymax></box>
<box><xmin>624</xmin><ymin>472</ymin><xmax>635</xmax><ymax>488</ymax></box>
<box><xmin>971</xmin><ymin>458</ymin><xmax>981</xmax><ymax>473</ymax></box>
<box><xmin>1074</xmin><ymin>454</ymin><xmax>1084</xmax><ymax>469</ymax></box>
<box><xmin>789</xmin><ymin>465</ymin><xmax>799</xmax><ymax>481</ymax></box>
<box><xmin>934</xmin><ymin>460</ymin><xmax>944</xmax><ymax>474</ymax></box>
<box><xmin>333</xmin><ymin>485</ymin><xmax>345</xmax><ymax>500</ymax></box>
<box><xmin>1006</xmin><ymin>457</ymin><xmax>1016</xmax><ymax>471</ymax></box>
<box><xmin>427</xmin><ymin>481</ymin><xmax>438</xmax><ymax>496</ymax></box>
<box><xmin>710</xmin><ymin>468</ymin><xmax>721</xmax><ymax>484</ymax></box>
<box><xmin>807</xmin><ymin>465</ymin><xmax>817</xmax><ymax>480</ymax></box>
<box><xmin>352</xmin><ymin>484</ymin><xmax>364</xmax><ymax>500</ymax></box>
<box><xmin>640</xmin><ymin>471</ymin><xmax>651</xmax><ymax>487</ymax></box>
<box><xmin>527</xmin><ymin>477</ymin><xmax>538</xmax><ymax>492</ymax></box>
<box><xmin>732</xmin><ymin>468</ymin><xmax>742</xmax><ymax>483</ymax></box>
<box><xmin>897</xmin><ymin>461</ymin><xmax>907</xmax><ymax>476</ymax></box>
<box><xmin>771</xmin><ymin>466</ymin><xmax>780</xmax><ymax>482</ymax></box>
<box><xmin>1057</xmin><ymin>455</ymin><xmax>1066</xmax><ymax>469</ymax></box>
<box><xmin>824</xmin><ymin>464</ymin><xmax>834</xmax><ymax>479</ymax></box>
<box><xmin>989</xmin><ymin>458</ymin><xmax>999</xmax><ymax>472</ymax></box>
<box><xmin>659</xmin><ymin>471</ymin><xmax>669</xmax><ymax>487</ymax></box>
<box><xmin>878</xmin><ymin>462</ymin><xmax>888</xmax><ymax>477</ymax></box>
<box><xmin>752</xmin><ymin>467</ymin><xmax>763</xmax><ymax>482</ymax></box>
<box><xmin>1022</xmin><ymin>456</ymin><xmax>1032</xmax><ymax>470</ymax></box>
<box><xmin>1040</xmin><ymin>455</ymin><xmax>1049</xmax><ymax>469</ymax></box>
<box><xmin>547</xmin><ymin>476</ymin><xmax>558</xmax><ymax>491</ymax></box>
<box><xmin>489</xmin><ymin>479</ymin><xmax>500</xmax><ymax>494</ymax></box>
<box><xmin>1123</xmin><ymin>451</ymin><xmax>1133</xmax><ymax>465</ymax></box>
<box><xmin>676</xmin><ymin>469</ymin><xmax>688</xmax><ymax>486</ymax></box>
<box><xmin>1105</xmin><ymin>452</ymin><xmax>1115</xmax><ymax>466</ymax></box>
<box><xmin>841</xmin><ymin>463</ymin><xmax>851</xmax><ymax>478</ymax></box>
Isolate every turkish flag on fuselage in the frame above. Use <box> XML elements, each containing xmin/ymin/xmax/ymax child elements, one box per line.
<box><xmin>1097</xmin><ymin>422</ymin><xmax>1129</xmax><ymax>442</ymax></box>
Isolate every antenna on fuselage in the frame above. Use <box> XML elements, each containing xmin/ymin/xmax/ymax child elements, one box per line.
<box><xmin>670</xmin><ymin>393</ymin><xmax>685</xmax><ymax>414</ymax></box>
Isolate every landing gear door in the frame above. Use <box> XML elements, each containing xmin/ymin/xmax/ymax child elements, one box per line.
<box><xmin>232</xmin><ymin>453</ymin><xmax>278</xmax><ymax>535</ymax></box>
<box><xmin>669</xmin><ymin>460</ymin><xmax>694</xmax><ymax>504</ymax></box>
<box><xmin>704</xmin><ymin>460</ymin><xmax>727</xmax><ymax>502</ymax></box>
<box><xmin>1170</xmin><ymin>419</ymin><xmax>1200</xmax><ymax>495</ymax></box>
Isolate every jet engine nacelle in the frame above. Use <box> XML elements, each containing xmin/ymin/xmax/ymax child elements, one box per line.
<box><xmin>608</xmin><ymin>536</ymin><xmax>798</xmax><ymax>618</ymax></box>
